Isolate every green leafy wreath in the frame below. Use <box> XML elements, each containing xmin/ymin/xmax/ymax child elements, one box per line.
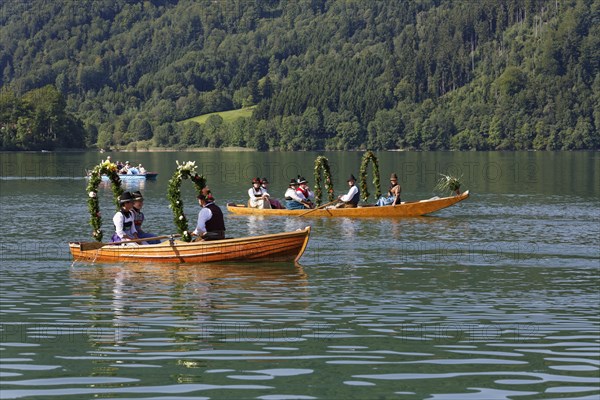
<box><xmin>86</xmin><ymin>159</ymin><xmax>124</xmax><ymax>242</ymax></box>
<box><xmin>313</xmin><ymin>155</ymin><xmax>335</xmax><ymax>206</ymax></box>
<box><xmin>359</xmin><ymin>151</ymin><xmax>382</xmax><ymax>202</ymax></box>
<box><xmin>435</xmin><ymin>174</ymin><xmax>462</xmax><ymax>195</ymax></box>
<box><xmin>167</xmin><ymin>161</ymin><xmax>206</xmax><ymax>242</ymax></box>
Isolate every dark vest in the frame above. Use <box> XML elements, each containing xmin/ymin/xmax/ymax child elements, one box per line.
<box><xmin>251</xmin><ymin>187</ymin><xmax>263</xmax><ymax>197</ymax></box>
<box><xmin>347</xmin><ymin>186</ymin><xmax>360</xmax><ymax>206</ymax></box>
<box><xmin>133</xmin><ymin>207</ymin><xmax>144</xmax><ymax>227</ymax></box>
<box><xmin>205</xmin><ymin>203</ymin><xmax>225</xmax><ymax>232</ymax></box>
<box><xmin>121</xmin><ymin>209</ymin><xmax>133</xmax><ymax>230</ymax></box>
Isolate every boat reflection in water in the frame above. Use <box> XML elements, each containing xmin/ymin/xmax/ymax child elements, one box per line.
<box><xmin>97</xmin><ymin>178</ymin><xmax>147</xmax><ymax>191</ymax></box>
<box><xmin>69</xmin><ymin>262</ymin><xmax>309</xmax><ymax>348</ymax></box>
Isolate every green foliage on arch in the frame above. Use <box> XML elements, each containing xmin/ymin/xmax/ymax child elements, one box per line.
<box><xmin>167</xmin><ymin>161</ymin><xmax>206</xmax><ymax>242</ymax></box>
<box><xmin>313</xmin><ymin>156</ymin><xmax>335</xmax><ymax>207</ymax></box>
<box><xmin>359</xmin><ymin>151</ymin><xmax>381</xmax><ymax>202</ymax></box>
<box><xmin>86</xmin><ymin>160</ymin><xmax>124</xmax><ymax>242</ymax></box>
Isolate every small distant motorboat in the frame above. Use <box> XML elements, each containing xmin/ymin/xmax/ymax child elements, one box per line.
<box><xmin>85</xmin><ymin>171</ymin><xmax>158</xmax><ymax>180</ymax></box>
<box><xmin>69</xmin><ymin>227</ymin><xmax>311</xmax><ymax>264</ymax></box>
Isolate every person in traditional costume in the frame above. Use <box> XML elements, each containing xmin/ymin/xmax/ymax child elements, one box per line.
<box><xmin>295</xmin><ymin>176</ymin><xmax>314</xmax><ymax>208</ymax></box>
<box><xmin>336</xmin><ymin>174</ymin><xmax>360</xmax><ymax>208</ymax></box>
<box><xmin>248</xmin><ymin>177</ymin><xmax>271</xmax><ymax>209</ymax></box>
<box><xmin>132</xmin><ymin>191</ymin><xmax>159</xmax><ymax>244</ymax></box>
<box><xmin>376</xmin><ymin>173</ymin><xmax>402</xmax><ymax>206</ymax></box>
<box><xmin>260</xmin><ymin>177</ymin><xmax>284</xmax><ymax>209</ymax></box>
<box><xmin>192</xmin><ymin>193</ymin><xmax>226</xmax><ymax>241</ymax></box>
<box><xmin>284</xmin><ymin>179</ymin><xmax>306</xmax><ymax>209</ymax></box>
<box><xmin>111</xmin><ymin>191</ymin><xmax>139</xmax><ymax>242</ymax></box>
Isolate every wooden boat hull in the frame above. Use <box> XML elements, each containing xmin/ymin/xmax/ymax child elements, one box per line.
<box><xmin>69</xmin><ymin>227</ymin><xmax>311</xmax><ymax>264</ymax></box>
<box><xmin>227</xmin><ymin>191</ymin><xmax>469</xmax><ymax>218</ymax></box>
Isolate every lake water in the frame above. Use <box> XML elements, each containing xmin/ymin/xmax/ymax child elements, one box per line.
<box><xmin>0</xmin><ymin>151</ymin><xmax>599</xmax><ymax>399</ymax></box>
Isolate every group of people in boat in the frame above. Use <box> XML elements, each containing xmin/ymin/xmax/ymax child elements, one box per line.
<box><xmin>247</xmin><ymin>173</ymin><xmax>401</xmax><ymax>210</ymax></box>
<box><xmin>116</xmin><ymin>160</ymin><xmax>146</xmax><ymax>175</ymax></box>
<box><xmin>110</xmin><ymin>172</ymin><xmax>402</xmax><ymax>245</ymax></box>
<box><xmin>103</xmin><ymin>156</ymin><xmax>146</xmax><ymax>175</ymax></box>
<box><xmin>112</xmin><ymin>188</ymin><xmax>226</xmax><ymax>245</ymax></box>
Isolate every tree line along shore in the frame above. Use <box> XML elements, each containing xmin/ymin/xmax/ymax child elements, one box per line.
<box><xmin>1</xmin><ymin>0</ymin><xmax>598</xmax><ymax>151</ymax></box>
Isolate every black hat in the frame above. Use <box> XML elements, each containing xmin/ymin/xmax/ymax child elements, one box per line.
<box><xmin>347</xmin><ymin>174</ymin><xmax>357</xmax><ymax>182</ymax></box>
<box><xmin>261</xmin><ymin>177</ymin><xmax>269</xmax><ymax>184</ymax></box>
<box><xmin>132</xmin><ymin>191</ymin><xmax>144</xmax><ymax>201</ymax></box>
<box><xmin>390</xmin><ymin>173</ymin><xmax>398</xmax><ymax>180</ymax></box>
<box><xmin>289</xmin><ymin>179</ymin><xmax>298</xmax><ymax>187</ymax></box>
<box><xmin>252</xmin><ymin>177</ymin><xmax>261</xmax><ymax>184</ymax></box>
<box><xmin>297</xmin><ymin>176</ymin><xmax>307</xmax><ymax>184</ymax></box>
<box><xmin>119</xmin><ymin>191</ymin><xmax>134</xmax><ymax>204</ymax></box>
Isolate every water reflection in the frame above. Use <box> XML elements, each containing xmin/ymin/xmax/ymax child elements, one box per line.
<box><xmin>97</xmin><ymin>179</ymin><xmax>148</xmax><ymax>191</ymax></box>
<box><xmin>69</xmin><ymin>263</ymin><xmax>309</xmax><ymax>347</ymax></box>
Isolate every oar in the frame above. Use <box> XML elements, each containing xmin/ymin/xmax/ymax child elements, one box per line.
<box><xmin>298</xmin><ymin>199</ymin><xmax>340</xmax><ymax>217</ymax></box>
<box><xmin>79</xmin><ymin>234</ymin><xmax>181</xmax><ymax>251</ymax></box>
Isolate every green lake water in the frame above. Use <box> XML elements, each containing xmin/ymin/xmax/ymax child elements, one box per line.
<box><xmin>0</xmin><ymin>151</ymin><xmax>599</xmax><ymax>399</ymax></box>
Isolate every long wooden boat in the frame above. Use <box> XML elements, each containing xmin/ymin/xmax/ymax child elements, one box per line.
<box><xmin>69</xmin><ymin>227</ymin><xmax>311</xmax><ymax>264</ymax></box>
<box><xmin>227</xmin><ymin>191</ymin><xmax>469</xmax><ymax>218</ymax></box>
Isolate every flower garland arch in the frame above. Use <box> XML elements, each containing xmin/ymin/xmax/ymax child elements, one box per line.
<box><xmin>86</xmin><ymin>159</ymin><xmax>124</xmax><ymax>242</ymax></box>
<box><xmin>359</xmin><ymin>151</ymin><xmax>382</xmax><ymax>202</ymax></box>
<box><xmin>167</xmin><ymin>161</ymin><xmax>206</xmax><ymax>242</ymax></box>
<box><xmin>313</xmin><ymin>155</ymin><xmax>335</xmax><ymax>206</ymax></box>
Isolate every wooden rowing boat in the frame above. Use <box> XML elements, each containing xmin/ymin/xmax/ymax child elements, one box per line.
<box><xmin>69</xmin><ymin>227</ymin><xmax>311</xmax><ymax>264</ymax></box>
<box><xmin>227</xmin><ymin>191</ymin><xmax>469</xmax><ymax>218</ymax></box>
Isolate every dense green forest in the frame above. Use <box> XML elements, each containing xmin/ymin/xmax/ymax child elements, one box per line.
<box><xmin>0</xmin><ymin>0</ymin><xmax>598</xmax><ymax>151</ymax></box>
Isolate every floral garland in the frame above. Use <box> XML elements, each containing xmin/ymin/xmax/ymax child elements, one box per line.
<box><xmin>359</xmin><ymin>151</ymin><xmax>382</xmax><ymax>202</ymax></box>
<box><xmin>313</xmin><ymin>155</ymin><xmax>335</xmax><ymax>206</ymax></box>
<box><xmin>167</xmin><ymin>161</ymin><xmax>206</xmax><ymax>242</ymax></box>
<box><xmin>86</xmin><ymin>159</ymin><xmax>124</xmax><ymax>242</ymax></box>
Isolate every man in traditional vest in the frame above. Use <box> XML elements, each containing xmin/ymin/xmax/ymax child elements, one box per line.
<box><xmin>192</xmin><ymin>193</ymin><xmax>226</xmax><ymax>241</ymax></box>
<box><xmin>337</xmin><ymin>174</ymin><xmax>360</xmax><ymax>208</ymax></box>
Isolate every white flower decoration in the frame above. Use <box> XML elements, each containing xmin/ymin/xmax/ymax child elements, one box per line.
<box><xmin>88</xmin><ymin>191</ymin><xmax>97</xmax><ymax>198</ymax></box>
<box><xmin>178</xmin><ymin>215</ymin><xmax>184</xmax><ymax>220</ymax></box>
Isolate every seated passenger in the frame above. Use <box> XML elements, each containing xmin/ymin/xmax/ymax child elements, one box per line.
<box><xmin>248</xmin><ymin>177</ymin><xmax>271</xmax><ymax>209</ymax></box>
<box><xmin>284</xmin><ymin>179</ymin><xmax>306</xmax><ymax>209</ymax></box>
<box><xmin>132</xmin><ymin>191</ymin><xmax>159</xmax><ymax>244</ymax></box>
<box><xmin>261</xmin><ymin>177</ymin><xmax>284</xmax><ymax>209</ymax></box>
<box><xmin>336</xmin><ymin>174</ymin><xmax>360</xmax><ymax>208</ymax></box>
<box><xmin>376</xmin><ymin>173</ymin><xmax>402</xmax><ymax>206</ymax></box>
<box><xmin>293</xmin><ymin>176</ymin><xmax>314</xmax><ymax>209</ymax></box>
<box><xmin>192</xmin><ymin>193</ymin><xmax>226</xmax><ymax>241</ymax></box>
<box><xmin>111</xmin><ymin>191</ymin><xmax>139</xmax><ymax>243</ymax></box>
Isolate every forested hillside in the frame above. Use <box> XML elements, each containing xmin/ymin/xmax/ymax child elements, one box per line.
<box><xmin>1</xmin><ymin>0</ymin><xmax>598</xmax><ymax>151</ymax></box>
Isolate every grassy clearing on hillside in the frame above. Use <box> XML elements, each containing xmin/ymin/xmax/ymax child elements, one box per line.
<box><xmin>181</xmin><ymin>106</ymin><xmax>255</xmax><ymax>124</ymax></box>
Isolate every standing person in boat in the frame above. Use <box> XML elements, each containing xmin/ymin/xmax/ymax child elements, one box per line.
<box><xmin>261</xmin><ymin>177</ymin><xmax>284</xmax><ymax>209</ymax></box>
<box><xmin>284</xmin><ymin>179</ymin><xmax>307</xmax><ymax>209</ymax></box>
<box><xmin>376</xmin><ymin>173</ymin><xmax>402</xmax><ymax>206</ymax></box>
<box><xmin>111</xmin><ymin>191</ymin><xmax>139</xmax><ymax>243</ymax></box>
<box><xmin>192</xmin><ymin>192</ymin><xmax>226</xmax><ymax>241</ymax></box>
<box><xmin>296</xmin><ymin>176</ymin><xmax>315</xmax><ymax>208</ymax></box>
<box><xmin>131</xmin><ymin>191</ymin><xmax>160</xmax><ymax>244</ymax></box>
<box><xmin>336</xmin><ymin>174</ymin><xmax>360</xmax><ymax>208</ymax></box>
<box><xmin>248</xmin><ymin>177</ymin><xmax>271</xmax><ymax>209</ymax></box>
